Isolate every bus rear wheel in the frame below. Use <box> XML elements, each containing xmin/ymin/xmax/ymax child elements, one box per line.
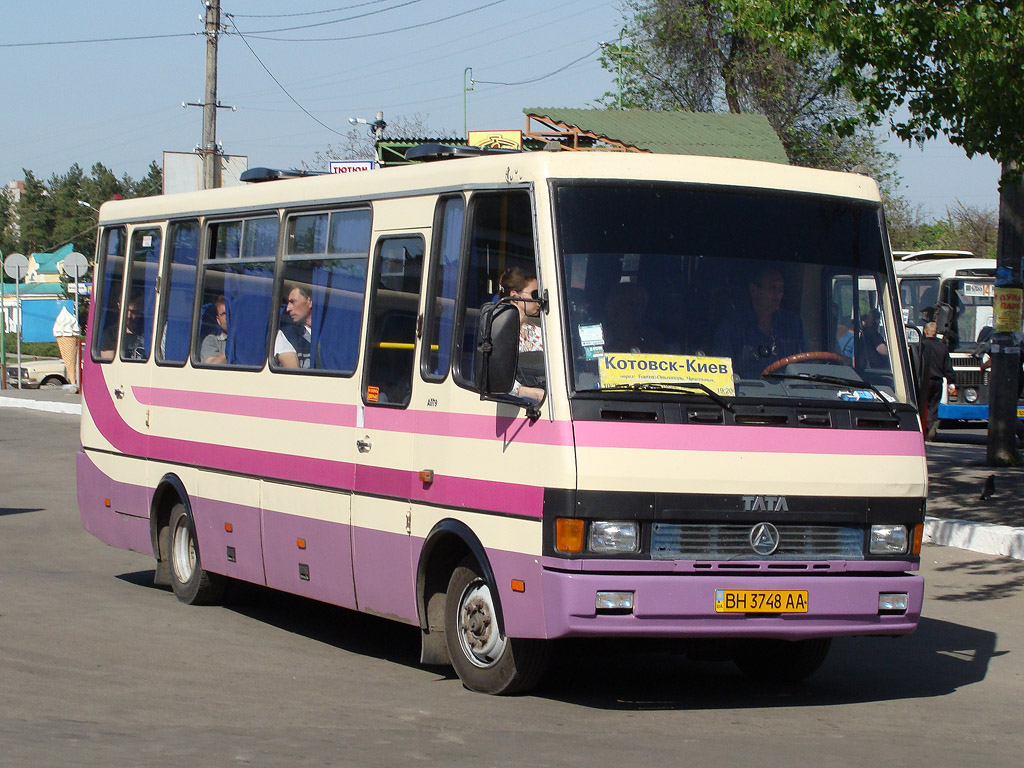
<box><xmin>444</xmin><ymin>557</ymin><xmax>549</xmax><ymax>695</ymax></box>
<box><xmin>732</xmin><ymin>637</ymin><xmax>831</xmax><ymax>682</ymax></box>
<box><xmin>168</xmin><ymin>503</ymin><xmax>225</xmax><ymax>605</ymax></box>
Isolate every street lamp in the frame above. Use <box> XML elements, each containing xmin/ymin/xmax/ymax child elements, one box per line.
<box><xmin>348</xmin><ymin>111</ymin><xmax>387</xmax><ymax>142</ymax></box>
<box><xmin>77</xmin><ymin>200</ymin><xmax>99</xmax><ymax>213</ymax></box>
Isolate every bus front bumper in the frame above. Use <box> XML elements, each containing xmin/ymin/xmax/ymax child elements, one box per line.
<box><xmin>538</xmin><ymin>568</ymin><xmax>923</xmax><ymax>640</ymax></box>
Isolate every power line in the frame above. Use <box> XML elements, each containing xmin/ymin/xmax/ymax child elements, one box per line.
<box><xmin>244</xmin><ymin>0</ymin><xmax>509</xmax><ymax>42</ymax></box>
<box><xmin>0</xmin><ymin>32</ymin><xmax>195</xmax><ymax>49</ymax></box>
<box><xmin>225</xmin><ymin>16</ymin><xmax>348</xmax><ymax>138</ymax></box>
<box><xmin>230</xmin><ymin>1</ymin><xmax>395</xmax><ymax>19</ymax></box>
<box><xmin>474</xmin><ymin>47</ymin><xmax>601</xmax><ymax>87</ymax></box>
<box><xmin>233</xmin><ymin>0</ymin><xmax>424</xmax><ymax>35</ymax></box>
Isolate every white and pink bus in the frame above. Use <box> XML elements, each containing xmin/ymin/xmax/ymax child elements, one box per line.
<box><xmin>78</xmin><ymin>148</ymin><xmax>926</xmax><ymax>694</ymax></box>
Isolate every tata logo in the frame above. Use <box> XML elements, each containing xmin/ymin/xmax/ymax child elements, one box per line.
<box><xmin>741</xmin><ymin>495</ymin><xmax>789</xmax><ymax>512</ymax></box>
<box><xmin>749</xmin><ymin>522</ymin><xmax>781</xmax><ymax>556</ymax></box>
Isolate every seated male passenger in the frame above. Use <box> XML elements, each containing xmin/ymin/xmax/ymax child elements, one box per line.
<box><xmin>713</xmin><ymin>266</ymin><xmax>805</xmax><ymax>378</ymax></box>
<box><xmin>200</xmin><ymin>295</ymin><xmax>229</xmax><ymax>365</ymax></box>
<box><xmin>100</xmin><ymin>293</ymin><xmax>146</xmax><ymax>360</ymax></box>
<box><xmin>275</xmin><ymin>284</ymin><xmax>313</xmax><ymax>369</ymax></box>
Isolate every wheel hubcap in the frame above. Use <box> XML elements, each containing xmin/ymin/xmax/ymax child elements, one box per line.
<box><xmin>457</xmin><ymin>579</ymin><xmax>507</xmax><ymax>668</ymax></box>
<box><xmin>171</xmin><ymin>518</ymin><xmax>196</xmax><ymax>584</ymax></box>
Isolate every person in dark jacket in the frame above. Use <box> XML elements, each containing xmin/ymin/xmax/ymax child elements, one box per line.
<box><xmin>919</xmin><ymin>318</ymin><xmax>956</xmax><ymax>441</ymax></box>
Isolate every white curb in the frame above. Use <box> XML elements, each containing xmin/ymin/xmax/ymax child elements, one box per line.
<box><xmin>924</xmin><ymin>515</ymin><xmax>1024</xmax><ymax>561</ymax></box>
<box><xmin>0</xmin><ymin>396</ymin><xmax>82</xmax><ymax>415</ymax></box>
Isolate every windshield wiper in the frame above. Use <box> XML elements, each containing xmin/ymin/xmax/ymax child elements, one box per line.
<box><xmin>764</xmin><ymin>372</ymin><xmax>898</xmax><ymax>417</ymax></box>
<box><xmin>596</xmin><ymin>381</ymin><xmax>735</xmax><ymax>413</ymax></box>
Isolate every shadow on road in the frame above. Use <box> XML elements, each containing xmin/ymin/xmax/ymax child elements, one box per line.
<box><xmin>931</xmin><ymin>556</ymin><xmax>1024</xmax><ymax>602</ymax></box>
<box><xmin>114</xmin><ymin>569</ymin><xmax>998</xmax><ymax>708</ymax></box>
<box><xmin>115</xmin><ymin>570</ymin><xmax>427</xmax><ymax>670</ymax></box>
<box><xmin>0</xmin><ymin>507</ymin><xmax>43</xmax><ymax>517</ymax></box>
<box><xmin>538</xmin><ymin>616</ymin><xmax>998</xmax><ymax>709</ymax></box>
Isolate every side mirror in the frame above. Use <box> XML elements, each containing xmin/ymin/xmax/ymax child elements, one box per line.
<box><xmin>474</xmin><ymin>300</ymin><xmax>543</xmax><ymax>420</ymax></box>
<box><xmin>905</xmin><ymin>323</ymin><xmax>922</xmax><ymax>397</ymax></box>
<box><xmin>474</xmin><ymin>301</ymin><xmax>520</xmax><ymax>396</ymax></box>
<box><xmin>934</xmin><ymin>302</ymin><xmax>954</xmax><ymax>337</ymax></box>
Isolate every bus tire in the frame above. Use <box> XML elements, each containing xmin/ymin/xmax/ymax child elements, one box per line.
<box><xmin>732</xmin><ymin>637</ymin><xmax>831</xmax><ymax>682</ymax></box>
<box><xmin>444</xmin><ymin>556</ymin><xmax>549</xmax><ymax>695</ymax></box>
<box><xmin>168</xmin><ymin>502</ymin><xmax>225</xmax><ymax>606</ymax></box>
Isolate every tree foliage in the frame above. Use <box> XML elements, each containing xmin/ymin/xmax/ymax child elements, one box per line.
<box><xmin>887</xmin><ymin>199</ymin><xmax>998</xmax><ymax>258</ymax></box>
<box><xmin>731</xmin><ymin>0</ymin><xmax>1024</xmax><ymax>171</ymax></box>
<box><xmin>599</xmin><ymin>0</ymin><xmax>900</xmax><ymax>187</ymax></box>
<box><xmin>11</xmin><ymin>161</ymin><xmax>162</xmax><ymax>261</ymax></box>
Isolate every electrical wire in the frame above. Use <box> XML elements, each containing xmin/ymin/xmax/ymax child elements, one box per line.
<box><xmin>244</xmin><ymin>0</ymin><xmax>508</xmax><ymax>42</ymax></box>
<box><xmin>226</xmin><ymin>16</ymin><xmax>348</xmax><ymax>137</ymax></box>
<box><xmin>473</xmin><ymin>47</ymin><xmax>602</xmax><ymax>87</ymax></box>
<box><xmin>231</xmin><ymin>0</ymin><xmax>424</xmax><ymax>35</ymax></box>
<box><xmin>230</xmin><ymin>1</ymin><xmax>394</xmax><ymax>19</ymax></box>
<box><xmin>0</xmin><ymin>32</ymin><xmax>195</xmax><ymax>49</ymax></box>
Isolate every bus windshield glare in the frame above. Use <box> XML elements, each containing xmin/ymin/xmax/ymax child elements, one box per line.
<box><xmin>555</xmin><ymin>182</ymin><xmax>906</xmax><ymax>404</ymax></box>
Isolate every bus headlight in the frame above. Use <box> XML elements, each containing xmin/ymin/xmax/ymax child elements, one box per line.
<box><xmin>964</xmin><ymin>387</ymin><xmax>979</xmax><ymax>403</ymax></box>
<box><xmin>870</xmin><ymin>524</ymin><xmax>909</xmax><ymax>554</ymax></box>
<box><xmin>589</xmin><ymin>521</ymin><xmax>639</xmax><ymax>554</ymax></box>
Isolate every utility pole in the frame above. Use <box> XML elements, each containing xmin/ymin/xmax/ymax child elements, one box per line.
<box><xmin>987</xmin><ymin>162</ymin><xmax>1024</xmax><ymax>465</ymax></box>
<box><xmin>202</xmin><ymin>0</ymin><xmax>221</xmax><ymax>190</ymax></box>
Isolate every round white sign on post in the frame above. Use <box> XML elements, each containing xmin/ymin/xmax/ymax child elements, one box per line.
<box><xmin>64</xmin><ymin>251</ymin><xmax>89</xmax><ymax>279</ymax></box>
<box><xmin>3</xmin><ymin>252</ymin><xmax>29</xmax><ymax>280</ymax></box>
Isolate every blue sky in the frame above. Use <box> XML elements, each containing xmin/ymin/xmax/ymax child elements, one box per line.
<box><xmin>0</xmin><ymin>0</ymin><xmax>1000</xmax><ymax>217</ymax></box>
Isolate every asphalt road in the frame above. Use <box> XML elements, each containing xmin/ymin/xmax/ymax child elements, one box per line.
<box><xmin>2</xmin><ymin>408</ymin><xmax>1023</xmax><ymax>768</ymax></box>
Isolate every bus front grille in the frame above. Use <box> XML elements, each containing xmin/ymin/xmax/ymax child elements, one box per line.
<box><xmin>651</xmin><ymin>523</ymin><xmax>865</xmax><ymax>561</ymax></box>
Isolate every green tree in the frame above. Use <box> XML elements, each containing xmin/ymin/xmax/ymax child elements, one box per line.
<box><xmin>0</xmin><ymin>185</ymin><xmax>17</xmax><ymax>260</ymax></box>
<box><xmin>730</xmin><ymin>0</ymin><xmax>1024</xmax><ymax>463</ymax></box>
<box><xmin>600</xmin><ymin>0</ymin><xmax>899</xmax><ymax>187</ymax></box>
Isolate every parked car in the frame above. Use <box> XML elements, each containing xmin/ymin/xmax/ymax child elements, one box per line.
<box><xmin>4</xmin><ymin>358</ymin><xmax>69</xmax><ymax>389</ymax></box>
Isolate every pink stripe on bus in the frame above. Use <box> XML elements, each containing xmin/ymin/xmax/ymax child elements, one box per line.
<box><xmin>83</xmin><ymin>360</ymin><xmax>543</xmax><ymax>516</ymax></box>
<box><xmin>572</xmin><ymin>420</ymin><xmax>925</xmax><ymax>457</ymax></box>
<box><xmin>356</xmin><ymin>463</ymin><xmax>544</xmax><ymax>518</ymax></box>
<box><xmin>133</xmin><ymin>385</ymin><xmax>358</xmax><ymax>426</ymax></box>
<box><xmin>131</xmin><ymin>384</ymin><xmax>577</xmax><ymax>446</ymax></box>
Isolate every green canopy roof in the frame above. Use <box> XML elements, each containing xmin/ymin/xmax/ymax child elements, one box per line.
<box><xmin>524</xmin><ymin>108</ymin><xmax>789</xmax><ymax>164</ymax></box>
<box><xmin>30</xmin><ymin>242</ymin><xmax>74</xmax><ymax>275</ymax></box>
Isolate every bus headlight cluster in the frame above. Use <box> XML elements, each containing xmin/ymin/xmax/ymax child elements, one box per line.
<box><xmin>588</xmin><ymin>521</ymin><xmax>640</xmax><ymax>554</ymax></box>
<box><xmin>870</xmin><ymin>524</ymin><xmax>909</xmax><ymax>554</ymax></box>
<box><xmin>964</xmin><ymin>387</ymin><xmax>979</xmax><ymax>403</ymax></box>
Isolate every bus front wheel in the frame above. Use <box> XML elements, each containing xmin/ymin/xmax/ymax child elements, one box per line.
<box><xmin>444</xmin><ymin>557</ymin><xmax>549</xmax><ymax>695</ymax></box>
<box><xmin>732</xmin><ymin>637</ymin><xmax>831</xmax><ymax>682</ymax></box>
<box><xmin>168</xmin><ymin>503</ymin><xmax>225</xmax><ymax>606</ymax></box>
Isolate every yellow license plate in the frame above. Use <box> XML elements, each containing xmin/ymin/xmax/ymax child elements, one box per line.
<box><xmin>1017</xmin><ymin>406</ymin><xmax>1024</xmax><ymax>418</ymax></box>
<box><xmin>715</xmin><ymin>589</ymin><xmax>808</xmax><ymax>613</ymax></box>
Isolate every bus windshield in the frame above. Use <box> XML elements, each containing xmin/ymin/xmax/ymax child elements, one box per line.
<box><xmin>554</xmin><ymin>182</ymin><xmax>906</xmax><ymax>404</ymax></box>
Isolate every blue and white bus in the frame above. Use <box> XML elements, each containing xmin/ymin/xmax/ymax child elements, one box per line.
<box><xmin>893</xmin><ymin>250</ymin><xmax>1019</xmax><ymax>422</ymax></box>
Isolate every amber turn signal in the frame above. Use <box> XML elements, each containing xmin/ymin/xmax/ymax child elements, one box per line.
<box><xmin>555</xmin><ymin>518</ymin><xmax>584</xmax><ymax>553</ymax></box>
<box><xmin>911</xmin><ymin>523</ymin><xmax>924</xmax><ymax>556</ymax></box>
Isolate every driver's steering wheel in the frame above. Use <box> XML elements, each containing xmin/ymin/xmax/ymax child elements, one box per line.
<box><xmin>761</xmin><ymin>351</ymin><xmax>845</xmax><ymax>378</ymax></box>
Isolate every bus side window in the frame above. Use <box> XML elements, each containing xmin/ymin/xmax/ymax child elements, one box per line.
<box><xmin>157</xmin><ymin>220</ymin><xmax>200</xmax><ymax>365</ymax></box>
<box><xmin>92</xmin><ymin>226</ymin><xmax>127</xmax><ymax>361</ymax></box>
<box><xmin>454</xmin><ymin>191</ymin><xmax>537</xmax><ymax>390</ymax></box>
<box><xmin>422</xmin><ymin>195</ymin><xmax>464</xmax><ymax>380</ymax></box>
<box><xmin>196</xmin><ymin>216</ymin><xmax>278</xmax><ymax>368</ymax></box>
<box><xmin>363</xmin><ymin>236</ymin><xmax>424</xmax><ymax>407</ymax></box>
<box><xmin>272</xmin><ymin>208</ymin><xmax>371</xmax><ymax>373</ymax></box>
<box><xmin>120</xmin><ymin>227</ymin><xmax>162</xmax><ymax>363</ymax></box>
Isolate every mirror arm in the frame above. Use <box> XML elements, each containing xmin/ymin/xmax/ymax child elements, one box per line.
<box><xmin>479</xmin><ymin>391</ymin><xmax>545</xmax><ymax>423</ymax></box>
